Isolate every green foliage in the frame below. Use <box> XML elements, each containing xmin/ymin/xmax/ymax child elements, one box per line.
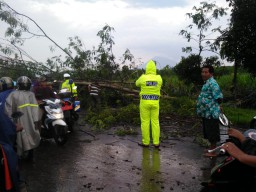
<box><xmin>160</xmin><ymin>96</ymin><xmax>196</xmax><ymax>117</ymax></box>
<box><xmin>214</xmin><ymin>66</ymin><xmax>233</xmax><ymax>77</ymax></box>
<box><xmin>115</xmin><ymin>103</ymin><xmax>140</xmax><ymax>125</ymax></box>
<box><xmin>222</xmin><ymin>105</ymin><xmax>256</xmax><ymax>127</ymax></box>
<box><xmin>180</xmin><ymin>1</ymin><xmax>228</xmax><ymax>56</ymax></box>
<box><xmin>194</xmin><ymin>135</ymin><xmax>210</xmax><ymax>147</ymax></box>
<box><xmin>220</xmin><ymin>0</ymin><xmax>256</xmax><ymax>74</ymax></box>
<box><xmin>218</xmin><ymin>72</ymin><xmax>256</xmax><ymax>107</ymax></box>
<box><xmin>173</xmin><ymin>54</ymin><xmax>223</xmax><ymax>86</ymax></box>
<box><xmin>173</xmin><ymin>54</ymin><xmax>202</xmax><ymax>85</ymax></box>
<box><xmin>163</xmin><ymin>75</ymin><xmax>195</xmax><ymax>97</ymax></box>
<box><xmin>85</xmin><ymin>103</ymin><xmax>140</xmax><ymax>130</ymax></box>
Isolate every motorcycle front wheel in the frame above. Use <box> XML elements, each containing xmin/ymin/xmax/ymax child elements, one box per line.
<box><xmin>53</xmin><ymin>125</ymin><xmax>68</xmax><ymax>145</ymax></box>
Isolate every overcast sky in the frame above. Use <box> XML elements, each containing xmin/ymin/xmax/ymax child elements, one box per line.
<box><xmin>2</xmin><ymin>0</ymin><xmax>230</xmax><ymax>68</ymax></box>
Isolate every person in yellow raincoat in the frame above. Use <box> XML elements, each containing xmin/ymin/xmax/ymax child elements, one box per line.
<box><xmin>61</xmin><ymin>73</ymin><xmax>77</xmax><ymax>97</ymax></box>
<box><xmin>135</xmin><ymin>60</ymin><xmax>162</xmax><ymax>148</ymax></box>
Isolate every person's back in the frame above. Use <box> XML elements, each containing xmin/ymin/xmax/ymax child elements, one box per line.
<box><xmin>33</xmin><ymin>77</ymin><xmax>56</xmax><ymax>101</ymax></box>
<box><xmin>0</xmin><ymin>77</ymin><xmax>20</xmax><ymax>191</ymax></box>
<box><xmin>136</xmin><ymin>60</ymin><xmax>162</xmax><ymax>98</ymax></box>
<box><xmin>5</xmin><ymin>76</ymin><xmax>40</xmax><ymax>157</ymax></box>
<box><xmin>135</xmin><ymin>60</ymin><xmax>163</xmax><ymax>148</ymax></box>
<box><xmin>0</xmin><ymin>77</ymin><xmax>16</xmax><ymax>146</ymax></box>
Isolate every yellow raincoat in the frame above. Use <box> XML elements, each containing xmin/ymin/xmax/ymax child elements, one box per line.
<box><xmin>135</xmin><ymin>60</ymin><xmax>162</xmax><ymax>146</ymax></box>
<box><xmin>61</xmin><ymin>79</ymin><xmax>77</xmax><ymax>97</ymax></box>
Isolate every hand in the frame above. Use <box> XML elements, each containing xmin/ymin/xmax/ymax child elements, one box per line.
<box><xmin>16</xmin><ymin>123</ymin><xmax>23</xmax><ymax>132</ymax></box>
<box><xmin>228</xmin><ymin>128</ymin><xmax>245</xmax><ymax>142</ymax></box>
<box><xmin>221</xmin><ymin>142</ymin><xmax>244</xmax><ymax>159</ymax></box>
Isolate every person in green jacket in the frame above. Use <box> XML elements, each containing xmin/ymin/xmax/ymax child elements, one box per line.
<box><xmin>135</xmin><ymin>60</ymin><xmax>163</xmax><ymax>148</ymax></box>
<box><xmin>61</xmin><ymin>73</ymin><xmax>77</xmax><ymax>97</ymax></box>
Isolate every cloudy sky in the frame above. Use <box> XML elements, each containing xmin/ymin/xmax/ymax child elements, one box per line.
<box><xmin>2</xmin><ymin>0</ymin><xmax>230</xmax><ymax>68</ymax></box>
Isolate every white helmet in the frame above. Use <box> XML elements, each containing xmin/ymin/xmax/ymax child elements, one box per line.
<box><xmin>63</xmin><ymin>73</ymin><xmax>70</xmax><ymax>78</ymax></box>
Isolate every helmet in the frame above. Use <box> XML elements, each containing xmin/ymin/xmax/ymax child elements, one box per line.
<box><xmin>0</xmin><ymin>77</ymin><xmax>14</xmax><ymax>91</ymax></box>
<box><xmin>63</xmin><ymin>73</ymin><xmax>70</xmax><ymax>78</ymax></box>
<box><xmin>17</xmin><ymin>76</ymin><xmax>32</xmax><ymax>90</ymax></box>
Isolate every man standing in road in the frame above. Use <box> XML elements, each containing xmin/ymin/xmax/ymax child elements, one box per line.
<box><xmin>135</xmin><ymin>60</ymin><xmax>162</xmax><ymax>148</ymax></box>
<box><xmin>196</xmin><ymin>65</ymin><xmax>223</xmax><ymax>157</ymax></box>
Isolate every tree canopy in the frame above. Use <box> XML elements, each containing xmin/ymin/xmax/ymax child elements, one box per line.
<box><xmin>219</xmin><ymin>0</ymin><xmax>256</xmax><ymax>74</ymax></box>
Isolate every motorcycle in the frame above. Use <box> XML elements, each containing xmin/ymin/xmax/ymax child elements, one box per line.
<box><xmin>200</xmin><ymin>114</ymin><xmax>256</xmax><ymax>192</ymax></box>
<box><xmin>39</xmin><ymin>98</ymin><xmax>68</xmax><ymax>145</ymax></box>
<box><xmin>58</xmin><ymin>87</ymin><xmax>80</xmax><ymax>132</ymax></box>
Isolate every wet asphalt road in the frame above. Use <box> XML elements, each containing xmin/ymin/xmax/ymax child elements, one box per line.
<box><xmin>20</xmin><ymin>122</ymin><xmax>212</xmax><ymax>192</ymax></box>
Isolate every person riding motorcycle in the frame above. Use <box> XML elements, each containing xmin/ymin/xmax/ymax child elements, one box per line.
<box><xmin>221</xmin><ymin>128</ymin><xmax>256</xmax><ymax>167</ymax></box>
<box><xmin>5</xmin><ymin>76</ymin><xmax>40</xmax><ymax>161</ymax></box>
<box><xmin>32</xmin><ymin>76</ymin><xmax>56</xmax><ymax>102</ymax></box>
<box><xmin>61</xmin><ymin>73</ymin><xmax>77</xmax><ymax>98</ymax></box>
<box><xmin>0</xmin><ymin>77</ymin><xmax>22</xmax><ymax>192</ymax></box>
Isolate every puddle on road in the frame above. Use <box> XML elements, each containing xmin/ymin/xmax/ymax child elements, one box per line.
<box><xmin>20</xmin><ymin>126</ymin><xmax>213</xmax><ymax>192</ymax></box>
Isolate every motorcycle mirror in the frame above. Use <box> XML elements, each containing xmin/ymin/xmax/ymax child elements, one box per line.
<box><xmin>69</xmin><ymin>79</ymin><xmax>73</xmax><ymax>84</ymax></box>
<box><xmin>219</xmin><ymin>112</ymin><xmax>229</xmax><ymax>127</ymax></box>
<box><xmin>244</xmin><ymin>129</ymin><xmax>256</xmax><ymax>141</ymax></box>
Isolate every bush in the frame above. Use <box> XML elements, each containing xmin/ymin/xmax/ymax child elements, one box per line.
<box><xmin>222</xmin><ymin>105</ymin><xmax>256</xmax><ymax>127</ymax></box>
<box><xmin>218</xmin><ymin>72</ymin><xmax>256</xmax><ymax>107</ymax></box>
<box><xmin>85</xmin><ymin>103</ymin><xmax>140</xmax><ymax>130</ymax></box>
<box><xmin>160</xmin><ymin>96</ymin><xmax>196</xmax><ymax>117</ymax></box>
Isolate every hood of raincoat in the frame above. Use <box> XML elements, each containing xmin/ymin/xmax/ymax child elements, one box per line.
<box><xmin>145</xmin><ymin>60</ymin><xmax>156</xmax><ymax>75</ymax></box>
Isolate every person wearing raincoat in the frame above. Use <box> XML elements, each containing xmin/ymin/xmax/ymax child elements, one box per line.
<box><xmin>0</xmin><ymin>77</ymin><xmax>22</xmax><ymax>192</ymax></box>
<box><xmin>61</xmin><ymin>73</ymin><xmax>77</xmax><ymax>97</ymax></box>
<box><xmin>5</xmin><ymin>76</ymin><xmax>40</xmax><ymax>162</ymax></box>
<box><xmin>135</xmin><ymin>60</ymin><xmax>162</xmax><ymax>148</ymax></box>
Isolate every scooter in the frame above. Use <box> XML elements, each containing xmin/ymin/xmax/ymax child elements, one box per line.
<box><xmin>39</xmin><ymin>98</ymin><xmax>68</xmax><ymax>145</ymax></box>
<box><xmin>200</xmin><ymin>113</ymin><xmax>256</xmax><ymax>192</ymax></box>
<box><xmin>58</xmin><ymin>87</ymin><xmax>80</xmax><ymax>132</ymax></box>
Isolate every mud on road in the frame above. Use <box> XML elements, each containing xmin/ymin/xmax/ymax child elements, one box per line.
<box><xmin>20</xmin><ymin>118</ymin><xmax>212</xmax><ymax>192</ymax></box>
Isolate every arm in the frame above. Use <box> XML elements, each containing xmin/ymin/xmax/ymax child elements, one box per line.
<box><xmin>222</xmin><ymin>142</ymin><xmax>256</xmax><ymax>167</ymax></box>
<box><xmin>228</xmin><ymin>128</ymin><xmax>246</xmax><ymax>143</ymax></box>
<box><xmin>4</xmin><ymin>95</ymin><xmax>13</xmax><ymax>119</ymax></box>
<box><xmin>16</xmin><ymin>123</ymin><xmax>23</xmax><ymax>132</ymax></box>
<box><xmin>71</xmin><ymin>83</ymin><xmax>78</xmax><ymax>97</ymax></box>
<box><xmin>135</xmin><ymin>75</ymin><xmax>143</xmax><ymax>87</ymax></box>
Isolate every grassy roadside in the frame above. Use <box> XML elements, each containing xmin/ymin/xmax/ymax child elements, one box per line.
<box><xmin>222</xmin><ymin>105</ymin><xmax>256</xmax><ymax>128</ymax></box>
